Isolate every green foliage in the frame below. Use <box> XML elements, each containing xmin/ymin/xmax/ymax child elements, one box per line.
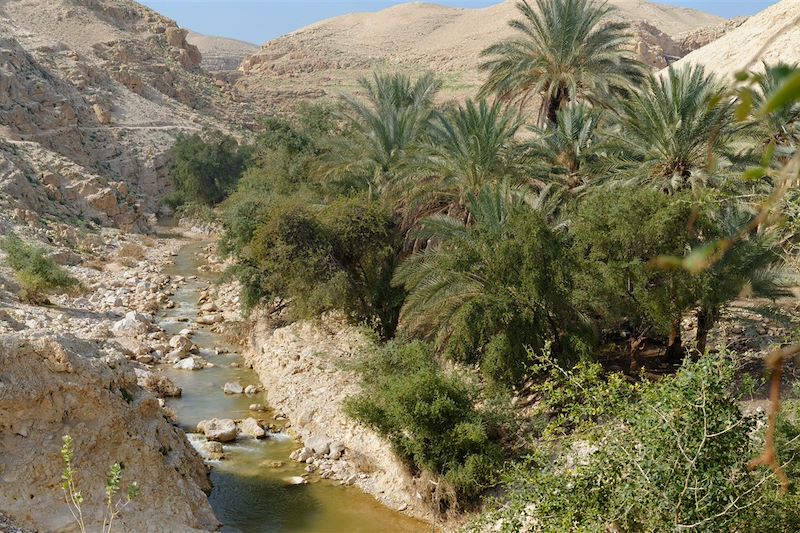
<box><xmin>345</xmin><ymin>340</ymin><xmax>503</xmax><ymax>508</ymax></box>
<box><xmin>572</xmin><ymin>188</ymin><xmax>697</xmax><ymax>343</ymax></box>
<box><xmin>473</xmin><ymin>356</ymin><xmax>800</xmax><ymax>532</ymax></box>
<box><xmin>1</xmin><ymin>232</ymin><xmax>78</xmax><ymax>304</ymax></box>
<box><xmin>396</xmin><ymin>185</ymin><xmax>585</xmax><ymax>385</ymax></box>
<box><xmin>233</xmin><ymin>194</ymin><xmax>403</xmax><ymax>338</ymax></box>
<box><xmin>528</xmin><ymin>354</ymin><xmax>638</xmax><ymax>438</ymax></box>
<box><xmin>167</xmin><ymin>129</ymin><xmax>249</xmax><ymax>206</ymax></box>
<box><xmin>610</xmin><ymin>65</ymin><xmax>740</xmax><ymax>191</ymax></box>
<box><xmin>60</xmin><ymin>435</ymin><xmax>139</xmax><ymax>533</ymax></box>
<box><xmin>317</xmin><ymin>72</ymin><xmax>440</xmax><ymax>197</ymax></box>
<box><xmin>479</xmin><ymin>0</ymin><xmax>644</xmax><ymax>122</ymax></box>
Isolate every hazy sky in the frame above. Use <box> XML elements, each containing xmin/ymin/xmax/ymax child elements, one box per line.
<box><xmin>139</xmin><ymin>0</ymin><xmax>776</xmax><ymax>45</ymax></box>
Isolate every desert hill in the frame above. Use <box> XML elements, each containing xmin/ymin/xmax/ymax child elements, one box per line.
<box><xmin>0</xmin><ymin>0</ymin><xmax>252</xmax><ymax>233</ymax></box>
<box><xmin>187</xmin><ymin>30</ymin><xmax>259</xmax><ymax>72</ymax></box>
<box><xmin>236</xmin><ymin>0</ymin><xmax>724</xmax><ymax>111</ymax></box>
<box><xmin>670</xmin><ymin>0</ymin><xmax>800</xmax><ymax>79</ymax></box>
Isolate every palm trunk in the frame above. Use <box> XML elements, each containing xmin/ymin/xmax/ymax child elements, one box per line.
<box><xmin>695</xmin><ymin>308</ymin><xmax>712</xmax><ymax>358</ymax></box>
<box><xmin>664</xmin><ymin>319</ymin><xmax>684</xmax><ymax>364</ymax></box>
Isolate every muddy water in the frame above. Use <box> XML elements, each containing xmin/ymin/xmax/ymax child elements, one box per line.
<box><xmin>158</xmin><ymin>240</ymin><xmax>427</xmax><ymax>533</ymax></box>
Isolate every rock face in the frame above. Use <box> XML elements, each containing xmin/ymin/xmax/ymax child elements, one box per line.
<box><xmin>0</xmin><ymin>0</ymin><xmax>256</xmax><ymax>233</ymax></box>
<box><xmin>244</xmin><ymin>316</ymin><xmax>432</xmax><ymax>523</ymax></box>
<box><xmin>0</xmin><ymin>334</ymin><xmax>217</xmax><ymax>532</ymax></box>
<box><xmin>670</xmin><ymin>0</ymin><xmax>800</xmax><ymax>79</ymax></box>
<box><xmin>186</xmin><ymin>30</ymin><xmax>258</xmax><ymax>72</ymax></box>
<box><xmin>236</xmin><ymin>0</ymin><xmax>723</xmax><ymax>112</ymax></box>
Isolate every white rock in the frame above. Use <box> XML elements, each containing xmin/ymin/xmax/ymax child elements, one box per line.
<box><xmin>197</xmin><ymin>418</ymin><xmax>237</xmax><ymax>442</ymax></box>
<box><xmin>329</xmin><ymin>442</ymin><xmax>345</xmax><ymax>460</ymax></box>
<box><xmin>238</xmin><ymin>417</ymin><xmax>265</xmax><ymax>439</ymax></box>
<box><xmin>200</xmin><ymin>302</ymin><xmax>219</xmax><ymax>313</ymax></box>
<box><xmin>244</xmin><ymin>385</ymin><xmax>257</xmax><ymax>395</ymax></box>
<box><xmin>283</xmin><ymin>476</ymin><xmax>307</xmax><ymax>485</ymax></box>
<box><xmin>223</xmin><ymin>382</ymin><xmax>244</xmax><ymax>395</ymax></box>
<box><xmin>249</xmin><ymin>404</ymin><xmax>267</xmax><ymax>412</ymax></box>
<box><xmin>110</xmin><ymin>311</ymin><xmax>150</xmax><ymax>337</ymax></box>
<box><xmin>200</xmin><ymin>440</ymin><xmax>224</xmax><ymax>460</ymax></box>
<box><xmin>168</xmin><ymin>334</ymin><xmax>194</xmax><ymax>357</ymax></box>
<box><xmin>173</xmin><ymin>356</ymin><xmax>206</xmax><ymax>370</ymax></box>
<box><xmin>307</xmin><ymin>435</ymin><xmax>330</xmax><ymax>456</ymax></box>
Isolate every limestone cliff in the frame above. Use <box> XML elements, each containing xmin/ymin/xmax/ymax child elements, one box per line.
<box><xmin>0</xmin><ymin>333</ymin><xmax>217</xmax><ymax>532</ymax></box>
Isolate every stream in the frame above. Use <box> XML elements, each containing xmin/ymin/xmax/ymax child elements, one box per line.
<box><xmin>156</xmin><ymin>239</ymin><xmax>427</xmax><ymax>532</ymax></box>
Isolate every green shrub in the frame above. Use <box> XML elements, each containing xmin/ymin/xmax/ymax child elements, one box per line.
<box><xmin>396</xmin><ymin>188</ymin><xmax>587</xmax><ymax>386</ymax></box>
<box><xmin>167</xmin><ymin>130</ymin><xmax>249</xmax><ymax>206</ymax></box>
<box><xmin>1</xmin><ymin>232</ymin><xmax>78</xmax><ymax>303</ymax></box>
<box><xmin>473</xmin><ymin>356</ymin><xmax>800</xmax><ymax>532</ymax></box>
<box><xmin>231</xmin><ymin>194</ymin><xmax>403</xmax><ymax>338</ymax></box>
<box><xmin>345</xmin><ymin>340</ymin><xmax>503</xmax><ymax>510</ymax></box>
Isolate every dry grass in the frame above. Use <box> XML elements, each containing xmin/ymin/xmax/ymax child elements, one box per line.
<box><xmin>117</xmin><ymin>243</ymin><xmax>146</xmax><ymax>261</ymax></box>
<box><xmin>142</xmin><ymin>373</ymin><xmax>182</xmax><ymax>398</ymax></box>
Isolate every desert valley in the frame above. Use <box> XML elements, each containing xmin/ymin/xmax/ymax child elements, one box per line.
<box><xmin>1</xmin><ymin>0</ymin><xmax>800</xmax><ymax>531</ymax></box>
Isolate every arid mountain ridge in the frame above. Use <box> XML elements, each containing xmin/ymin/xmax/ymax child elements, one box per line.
<box><xmin>234</xmin><ymin>0</ymin><xmax>729</xmax><ymax>112</ymax></box>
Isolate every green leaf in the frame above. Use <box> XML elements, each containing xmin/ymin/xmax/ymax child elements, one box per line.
<box><xmin>682</xmin><ymin>243</ymin><xmax>719</xmax><ymax>274</ymax></box>
<box><xmin>742</xmin><ymin>166</ymin><xmax>766</xmax><ymax>180</ymax></box>
<box><xmin>734</xmin><ymin>71</ymin><xmax>750</xmax><ymax>82</ymax></box>
<box><xmin>735</xmin><ymin>89</ymin><xmax>753</xmax><ymax>122</ymax></box>
<box><xmin>761</xmin><ymin>69</ymin><xmax>800</xmax><ymax>115</ymax></box>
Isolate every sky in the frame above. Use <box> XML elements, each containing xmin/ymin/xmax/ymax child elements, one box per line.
<box><xmin>139</xmin><ymin>0</ymin><xmax>777</xmax><ymax>45</ymax></box>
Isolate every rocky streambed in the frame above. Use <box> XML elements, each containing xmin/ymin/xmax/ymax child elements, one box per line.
<box><xmin>156</xmin><ymin>238</ymin><xmax>427</xmax><ymax>532</ymax></box>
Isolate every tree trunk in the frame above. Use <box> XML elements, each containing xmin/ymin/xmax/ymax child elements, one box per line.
<box><xmin>664</xmin><ymin>320</ymin><xmax>684</xmax><ymax>364</ymax></box>
<box><xmin>695</xmin><ymin>308</ymin><xmax>712</xmax><ymax>358</ymax></box>
<box><xmin>545</xmin><ymin>87</ymin><xmax>568</xmax><ymax>125</ymax></box>
<box><xmin>629</xmin><ymin>337</ymin><xmax>644</xmax><ymax>373</ymax></box>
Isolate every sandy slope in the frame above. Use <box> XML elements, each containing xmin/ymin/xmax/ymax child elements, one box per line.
<box><xmin>670</xmin><ymin>0</ymin><xmax>800</xmax><ymax>79</ymax></box>
<box><xmin>236</xmin><ymin>0</ymin><xmax>723</xmax><ymax>110</ymax></box>
<box><xmin>187</xmin><ymin>30</ymin><xmax>258</xmax><ymax>72</ymax></box>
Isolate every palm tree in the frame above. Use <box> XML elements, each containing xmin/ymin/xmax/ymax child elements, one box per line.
<box><xmin>479</xmin><ymin>0</ymin><xmax>644</xmax><ymax>124</ymax></box>
<box><xmin>693</xmin><ymin>207</ymin><xmax>789</xmax><ymax>355</ymax></box>
<box><xmin>394</xmin><ymin>184</ymin><xmax>581</xmax><ymax>383</ymax></box>
<box><xmin>523</xmin><ymin>101</ymin><xmax>607</xmax><ymax>191</ymax></box>
<box><xmin>750</xmin><ymin>62</ymin><xmax>800</xmax><ymax>152</ymax></box>
<box><xmin>609</xmin><ymin>65</ymin><xmax>742</xmax><ymax>192</ymax></box>
<box><xmin>403</xmin><ymin>99</ymin><xmax>521</xmax><ymax>224</ymax></box>
<box><xmin>317</xmin><ymin>72</ymin><xmax>441</xmax><ymax>197</ymax></box>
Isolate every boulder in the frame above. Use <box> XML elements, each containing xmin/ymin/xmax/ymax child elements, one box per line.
<box><xmin>222</xmin><ymin>381</ymin><xmax>243</xmax><ymax>395</ymax></box>
<box><xmin>110</xmin><ymin>311</ymin><xmax>150</xmax><ymax>337</ymax></box>
<box><xmin>173</xmin><ymin>356</ymin><xmax>206</xmax><ymax>370</ymax></box>
<box><xmin>200</xmin><ymin>440</ymin><xmax>224</xmax><ymax>460</ymax></box>
<box><xmin>168</xmin><ymin>334</ymin><xmax>194</xmax><ymax>356</ymax></box>
<box><xmin>248</xmin><ymin>403</ymin><xmax>267</xmax><ymax>412</ymax></box>
<box><xmin>307</xmin><ymin>435</ymin><xmax>330</xmax><ymax>456</ymax></box>
<box><xmin>238</xmin><ymin>418</ymin><xmax>265</xmax><ymax>439</ymax></box>
<box><xmin>197</xmin><ymin>418</ymin><xmax>237</xmax><ymax>442</ymax></box>
<box><xmin>329</xmin><ymin>441</ymin><xmax>346</xmax><ymax>460</ymax></box>
<box><xmin>283</xmin><ymin>476</ymin><xmax>307</xmax><ymax>485</ymax></box>
<box><xmin>244</xmin><ymin>385</ymin><xmax>257</xmax><ymax>395</ymax></box>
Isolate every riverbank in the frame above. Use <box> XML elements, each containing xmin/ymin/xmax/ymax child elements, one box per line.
<box><xmin>0</xmin><ymin>226</ymin><xmax>217</xmax><ymax>532</ymax></box>
<box><xmin>243</xmin><ymin>315</ymin><xmax>443</xmax><ymax>528</ymax></box>
<box><xmin>160</xmin><ymin>238</ymin><xmax>428</xmax><ymax>532</ymax></box>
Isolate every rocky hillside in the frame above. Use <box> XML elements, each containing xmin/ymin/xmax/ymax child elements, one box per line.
<box><xmin>235</xmin><ymin>0</ymin><xmax>723</xmax><ymax>111</ymax></box>
<box><xmin>671</xmin><ymin>0</ymin><xmax>800</xmax><ymax>78</ymax></box>
<box><xmin>0</xmin><ymin>0</ymin><xmax>253</xmax><ymax>234</ymax></box>
<box><xmin>187</xmin><ymin>31</ymin><xmax>258</xmax><ymax>72</ymax></box>
<box><xmin>0</xmin><ymin>224</ymin><xmax>221</xmax><ymax>532</ymax></box>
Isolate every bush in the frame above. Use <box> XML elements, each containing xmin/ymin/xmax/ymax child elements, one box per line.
<box><xmin>231</xmin><ymin>194</ymin><xmax>403</xmax><ymax>338</ymax></box>
<box><xmin>345</xmin><ymin>340</ymin><xmax>503</xmax><ymax>509</ymax></box>
<box><xmin>473</xmin><ymin>356</ymin><xmax>800</xmax><ymax>532</ymax></box>
<box><xmin>396</xmin><ymin>191</ymin><xmax>587</xmax><ymax>386</ymax></box>
<box><xmin>1</xmin><ymin>232</ymin><xmax>78</xmax><ymax>303</ymax></box>
<box><xmin>167</xmin><ymin>130</ymin><xmax>249</xmax><ymax>206</ymax></box>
